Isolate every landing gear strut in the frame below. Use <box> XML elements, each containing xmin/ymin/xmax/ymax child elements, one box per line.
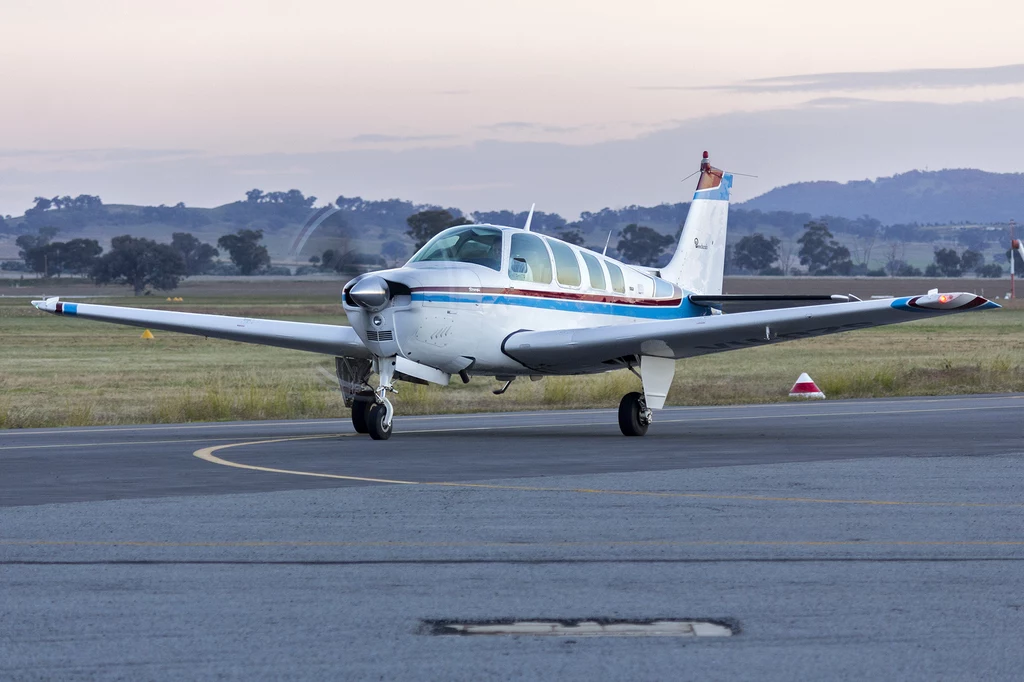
<box><xmin>618</xmin><ymin>391</ymin><xmax>651</xmax><ymax>437</ymax></box>
<box><xmin>367</xmin><ymin>356</ymin><xmax>397</xmax><ymax>440</ymax></box>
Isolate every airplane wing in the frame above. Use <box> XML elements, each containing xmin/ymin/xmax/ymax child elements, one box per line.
<box><xmin>501</xmin><ymin>292</ymin><xmax>998</xmax><ymax>373</ymax></box>
<box><xmin>31</xmin><ymin>298</ymin><xmax>370</xmax><ymax>358</ymax></box>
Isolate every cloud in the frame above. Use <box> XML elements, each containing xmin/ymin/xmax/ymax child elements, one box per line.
<box><xmin>479</xmin><ymin>121</ymin><xmax>584</xmax><ymax>134</ymax></box>
<box><xmin>691</xmin><ymin>63</ymin><xmax>1024</xmax><ymax>93</ymax></box>
<box><xmin>349</xmin><ymin>133</ymin><xmax>457</xmax><ymax>143</ymax></box>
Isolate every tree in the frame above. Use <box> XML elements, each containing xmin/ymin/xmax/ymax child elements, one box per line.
<box><xmin>171</xmin><ymin>232</ymin><xmax>219</xmax><ymax>276</ymax></box>
<box><xmin>797</xmin><ymin>221</ymin><xmax>853</xmax><ymax>275</ymax></box>
<box><xmin>977</xmin><ymin>263</ymin><xmax>1003</xmax><ymax>278</ymax></box>
<box><xmin>59</xmin><ymin>239</ymin><xmax>102</xmax><ymax>275</ymax></box>
<box><xmin>406</xmin><ymin>210</ymin><xmax>471</xmax><ymax>250</ymax></box>
<box><xmin>616</xmin><ymin>224</ymin><xmax>674</xmax><ymax>266</ymax></box>
<box><xmin>91</xmin><ymin>236</ymin><xmax>186</xmax><ymax>295</ymax></box>
<box><xmin>732</xmin><ymin>233</ymin><xmax>780</xmax><ymax>274</ymax></box>
<box><xmin>550</xmin><ymin>227</ymin><xmax>585</xmax><ymax>246</ymax></box>
<box><xmin>218</xmin><ymin>229</ymin><xmax>271</xmax><ymax>275</ymax></box>
<box><xmin>380</xmin><ymin>240</ymin><xmax>408</xmax><ymax>266</ymax></box>
<box><xmin>931</xmin><ymin>248</ymin><xmax>962</xmax><ymax>277</ymax></box>
<box><xmin>960</xmin><ymin>249</ymin><xmax>984</xmax><ymax>274</ymax></box>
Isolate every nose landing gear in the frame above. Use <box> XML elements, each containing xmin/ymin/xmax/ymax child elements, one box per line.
<box><xmin>618</xmin><ymin>391</ymin><xmax>652</xmax><ymax>437</ymax></box>
<box><xmin>366</xmin><ymin>355</ymin><xmax>397</xmax><ymax>440</ymax></box>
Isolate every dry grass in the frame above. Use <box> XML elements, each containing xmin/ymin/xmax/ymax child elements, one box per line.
<box><xmin>2</xmin><ymin>293</ymin><xmax>1023</xmax><ymax>428</ymax></box>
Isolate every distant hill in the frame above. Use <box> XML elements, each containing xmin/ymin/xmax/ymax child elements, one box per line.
<box><xmin>740</xmin><ymin>169</ymin><xmax>1024</xmax><ymax>224</ymax></box>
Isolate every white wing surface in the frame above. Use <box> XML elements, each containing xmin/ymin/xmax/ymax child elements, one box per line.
<box><xmin>502</xmin><ymin>292</ymin><xmax>998</xmax><ymax>374</ymax></box>
<box><xmin>31</xmin><ymin>298</ymin><xmax>370</xmax><ymax>358</ymax></box>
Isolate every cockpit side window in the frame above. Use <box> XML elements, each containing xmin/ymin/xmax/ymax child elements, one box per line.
<box><xmin>605</xmin><ymin>261</ymin><xmax>626</xmax><ymax>294</ymax></box>
<box><xmin>508</xmin><ymin>232</ymin><xmax>552</xmax><ymax>284</ymax></box>
<box><xmin>580</xmin><ymin>251</ymin><xmax>606</xmax><ymax>291</ymax></box>
<box><xmin>410</xmin><ymin>226</ymin><xmax>503</xmax><ymax>271</ymax></box>
<box><xmin>548</xmin><ymin>239</ymin><xmax>582</xmax><ymax>288</ymax></box>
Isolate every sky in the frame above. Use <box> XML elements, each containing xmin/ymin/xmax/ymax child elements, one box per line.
<box><xmin>2</xmin><ymin>0</ymin><xmax>1024</xmax><ymax>217</ymax></box>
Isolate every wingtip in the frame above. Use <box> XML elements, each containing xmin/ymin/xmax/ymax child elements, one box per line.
<box><xmin>30</xmin><ymin>296</ymin><xmax>58</xmax><ymax>312</ymax></box>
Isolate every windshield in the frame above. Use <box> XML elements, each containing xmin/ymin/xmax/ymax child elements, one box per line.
<box><xmin>410</xmin><ymin>226</ymin><xmax>503</xmax><ymax>271</ymax></box>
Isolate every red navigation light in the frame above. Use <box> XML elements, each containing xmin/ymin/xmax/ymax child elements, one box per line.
<box><xmin>703</xmin><ymin>151</ymin><xmax>709</xmax><ymax>159</ymax></box>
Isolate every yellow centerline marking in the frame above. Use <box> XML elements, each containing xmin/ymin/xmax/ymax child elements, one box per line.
<box><xmin>193</xmin><ymin>410</ymin><xmax>1024</xmax><ymax>509</ymax></box>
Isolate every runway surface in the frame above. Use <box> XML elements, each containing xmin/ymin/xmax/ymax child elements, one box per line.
<box><xmin>4</xmin><ymin>394</ymin><xmax>1024</xmax><ymax>507</ymax></box>
<box><xmin>4</xmin><ymin>395</ymin><xmax>1024</xmax><ymax>679</ymax></box>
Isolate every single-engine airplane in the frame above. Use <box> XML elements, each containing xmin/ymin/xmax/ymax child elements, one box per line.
<box><xmin>32</xmin><ymin>152</ymin><xmax>1000</xmax><ymax>439</ymax></box>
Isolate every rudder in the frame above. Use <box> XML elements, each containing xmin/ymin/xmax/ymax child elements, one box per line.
<box><xmin>659</xmin><ymin>152</ymin><xmax>732</xmax><ymax>296</ymax></box>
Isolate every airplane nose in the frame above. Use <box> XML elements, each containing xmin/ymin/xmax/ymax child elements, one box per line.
<box><xmin>347</xmin><ymin>276</ymin><xmax>390</xmax><ymax>311</ymax></box>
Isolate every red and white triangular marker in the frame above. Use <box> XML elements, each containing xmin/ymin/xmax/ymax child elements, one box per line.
<box><xmin>789</xmin><ymin>372</ymin><xmax>825</xmax><ymax>399</ymax></box>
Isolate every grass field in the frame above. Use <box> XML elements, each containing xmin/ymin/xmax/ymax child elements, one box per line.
<box><xmin>2</xmin><ymin>284</ymin><xmax>1023</xmax><ymax>428</ymax></box>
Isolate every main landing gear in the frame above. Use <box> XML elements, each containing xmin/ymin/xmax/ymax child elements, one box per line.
<box><xmin>618</xmin><ymin>391</ymin><xmax>652</xmax><ymax>437</ymax></box>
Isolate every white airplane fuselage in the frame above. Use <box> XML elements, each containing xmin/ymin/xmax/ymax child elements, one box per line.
<box><xmin>342</xmin><ymin>224</ymin><xmax>706</xmax><ymax>378</ymax></box>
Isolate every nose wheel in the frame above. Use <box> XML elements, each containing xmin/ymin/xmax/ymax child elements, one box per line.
<box><xmin>365</xmin><ymin>355</ymin><xmax>396</xmax><ymax>440</ymax></box>
<box><xmin>618</xmin><ymin>391</ymin><xmax>652</xmax><ymax>437</ymax></box>
<box><xmin>367</xmin><ymin>402</ymin><xmax>393</xmax><ymax>440</ymax></box>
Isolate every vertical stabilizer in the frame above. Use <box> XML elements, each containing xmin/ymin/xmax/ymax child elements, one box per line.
<box><xmin>659</xmin><ymin>152</ymin><xmax>732</xmax><ymax>295</ymax></box>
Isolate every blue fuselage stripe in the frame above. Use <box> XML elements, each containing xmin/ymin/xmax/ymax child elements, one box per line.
<box><xmin>411</xmin><ymin>292</ymin><xmax>705</xmax><ymax>320</ymax></box>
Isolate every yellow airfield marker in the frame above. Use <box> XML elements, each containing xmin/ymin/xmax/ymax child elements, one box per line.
<box><xmin>166</xmin><ymin>297</ymin><xmax>172</xmax><ymax>301</ymax></box>
<box><xmin>141</xmin><ymin>329</ymin><xmax>155</xmax><ymax>339</ymax></box>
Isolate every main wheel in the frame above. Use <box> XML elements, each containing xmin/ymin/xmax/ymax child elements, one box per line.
<box><xmin>618</xmin><ymin>391</ymin><xmax>649</xmax><ymax>437</ymax></box>
<box><xmin>350</xmin><ymin>397</ymin><xmax>373</xmax><ymax>434</ymax></box>
<box><xmin>367</xmin><ymin>403</ymin><xmax>393</xmax><ymax>440</ymax></box>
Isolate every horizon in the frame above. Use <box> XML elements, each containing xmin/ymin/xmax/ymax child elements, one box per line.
<box><xmin>4</xmin><ymin>165</ymin><xmax>1020</xmax><ymax>224</ymax></box>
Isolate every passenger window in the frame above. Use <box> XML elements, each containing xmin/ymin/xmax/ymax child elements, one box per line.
<box><xmin>605</xmin><ymin>261</ymin><xmax>625</xmax><ymax>294</ymax></box>
<box><xmin>548</xmin><ymin>240</ymin><xmax>582</xmax><ymax>287</ymax></box>
<box><xmin>654</xmin><ymin>277</ymin><xmax>674</xmax><ymax>298</ymax></box>
<box><xmin>508</xmin><ymin>232</ymin><xmax>552</xmax><ymax>284</ymax></box>
<box><xmin>580</xmin><ymin>252</ymin><xmax>606</xmax><ymax>290</ymax></box>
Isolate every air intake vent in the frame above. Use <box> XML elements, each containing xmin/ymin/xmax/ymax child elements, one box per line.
<box><xmin>366</xmin><ymin>329</ymin><xmax>394</xmax><ymax>342</ymax></box>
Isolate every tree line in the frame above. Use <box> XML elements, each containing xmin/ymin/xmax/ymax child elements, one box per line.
<box><xmin>730</xmin><ymin>221</ymin><xmax>1005</xmax><ymax>278</ymax></box>
<box><xmin>10</xmin><ymin>228</ymin><xmax>274</xmax><ymax>295</ymax></box>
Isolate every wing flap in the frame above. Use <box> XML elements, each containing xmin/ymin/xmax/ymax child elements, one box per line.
<box><xmin>31</xmin><ymin>298</ymin><xmax>370</xmax><ymax>358</ymax></box>
<box><xmin>503</xmin><ymin>292</ymin><xmax>997</xmax><ymax>373</ymax></box>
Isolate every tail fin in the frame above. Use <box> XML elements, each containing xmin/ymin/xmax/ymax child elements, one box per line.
<box><xmin>659</xmin><ymin>151</ymin><xmax>732</xmax><ymax>295</ymax></box>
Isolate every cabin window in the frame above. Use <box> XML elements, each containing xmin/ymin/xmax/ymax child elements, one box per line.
<box><xmin>580</xmin><ymin>251</ymin><xmax>606</xmax><ymax>290</ymax></box>
<box><xmin>605</xmin><ymin>261</ymin><xmax>626</xmax><ymax>294</ymax></box>
<box><xmin>410</xmin><ymin>226</ymin><xmax>503</xmax><ymax>271</ymax></box>
<box><xmin>508</xmin><ymin>232</ymin><xmax>552</xmax><ymax>284</ymax></box>
<box><xmin>654</xmin><ymin>277</ymin><xmax>674</xmax><ymax>298</ymax></box>
<box><xmin>548</xmin><ymin>239</ymin><xmax>582</xmax><ymax>288</ymax></box>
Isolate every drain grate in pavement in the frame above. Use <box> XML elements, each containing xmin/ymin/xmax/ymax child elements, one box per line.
<box><xmin>425</xmin><ymin>618</ymin><xmax>736</xmax><ymax>637</ymax></box>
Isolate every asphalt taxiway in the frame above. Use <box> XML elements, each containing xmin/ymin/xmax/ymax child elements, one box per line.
<box><xmin>3</xmin><ymin>395</ymin><xmax>1024</xmax><ymax>680</ymax></box>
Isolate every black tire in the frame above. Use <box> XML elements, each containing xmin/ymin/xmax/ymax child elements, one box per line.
<box><xmin>618</xmin><ymin>391</ymin><xmax>649</xmax><ymax>437</ymax></box>
<box><xmin>367</xmin><ymin>403</ymin><xmax>393</xmax><ymax>440</ymax></box>
<box><xmin>350</xmin><ymin>397</ymin><xmax>373</xmax><ymax>434</ymax></box>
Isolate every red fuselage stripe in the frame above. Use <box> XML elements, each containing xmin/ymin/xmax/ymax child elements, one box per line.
<box><xmin>408</xmin><ymin>286</ymin><xmax>685</xmax><ymax>308</ymax></box>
